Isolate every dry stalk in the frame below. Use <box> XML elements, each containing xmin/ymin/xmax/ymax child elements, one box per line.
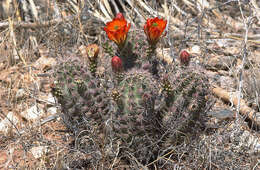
<box><xmin>146</xmin><ymin>149</ymin><xmax>175</xmax><ymax>167</ymax></box>
<box><xmin>0</xmin><ymin>16</ymin><xmax>74</xmax><ymax>29</ymax></box>
<box><xmin>8</xmin><ymin>17</ymin><xmax>27</xmax><ymax>66</ymax></box>
<box><xmin>213</xmin><ymin>87</ymin><xmax>260</xmax><ymax>127</ymax></box>
<box><xmin>235</xmin><ymin>0</ymin><xmax>253</xmax><ymax>128</ymax></box>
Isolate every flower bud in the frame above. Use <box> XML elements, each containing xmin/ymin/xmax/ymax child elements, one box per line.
<box><xmin>179</xmin><ymin>50</ymin><xmax>190</xmax><ymax>66</ymax></box>
<box><xmin>79</xmin><ymin>44</ymin><xmax>99</xmax><ymax>62</ymax></box>
<box><xmin>111</xmin><ymin>56</ymin><xmax>123</xmax><ymax>72</ymax></box>
<box><xmin>115</xmin><ymin>13</ymin><xmax>124</xmax><ymax>20</ymax></box>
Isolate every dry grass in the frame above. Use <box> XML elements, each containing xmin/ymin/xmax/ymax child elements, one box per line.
<box><xmin>0</xmin><ymin>0</ymin><xmax>260</xmax><ymax>169</ymax></box>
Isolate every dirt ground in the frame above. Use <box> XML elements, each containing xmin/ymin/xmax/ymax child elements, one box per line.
<box><xmin>0</xmin><ymin>0</ymin><xmax>260</xmax><ymax>169</ymax></box>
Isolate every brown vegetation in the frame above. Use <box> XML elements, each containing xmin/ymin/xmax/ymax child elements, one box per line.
<box><xmin>0</xmin><ymin>0</ymin><xmax>260</xmax><ymax>169</ymax></box>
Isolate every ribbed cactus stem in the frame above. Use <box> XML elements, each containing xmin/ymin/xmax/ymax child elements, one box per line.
<box><xmin>88</xmin><ymin>61</ymin><xmax>97</xmax><ymax>75</ymax></box>
<box><xmin>145</xmin><ymin>46</ymin><xmax>159</xmax><ymax>77</ymax></box>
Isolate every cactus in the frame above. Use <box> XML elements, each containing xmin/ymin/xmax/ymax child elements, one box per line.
<box><xmin>111</xmin><ymin>69</ymin><xmax>159</xmax><ymax>124</ymax></box>
<box><xmin>51</xmin><ymin>57</ymin><xmax>110</xmax><ymax>131</ymax></box>
<box><xmin>102</xmin><ymin>29</ymin><xmax>150</xmax><ymax>71</ymax></box>
<box><xmin>50</xmin><ymin>13</ymin><xmax>213</xmax><ymax>167</ymax></box>
<box><xmin>110</xmin><ymin>69</ymin><xmax>162</xmax><ymax>163</ymax></box>
<box><xmin>159</xmin><ymin>66</ymin><xmax>209</xmax><ymax>144</ymax></box>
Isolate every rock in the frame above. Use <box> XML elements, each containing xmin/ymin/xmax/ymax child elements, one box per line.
<box><xmin>40</xmin><ymin>79</ymin><xmax>52</xmax><ymax>93</ymax></box>
<box><xmin>47</xmin><ymin>93</ymin><xmax>56</xmax><ymax>104</ymax></box>
<box><xmin>243</xmin><ymin>70</ymin><xmax>260</xmax><ymax>105</ymax></box>
<box><xmin>250</xmin><ymin>50</ymin><xmax>260</xmax><ymax>65</ymax></box>
<box><xmin>15</xmin><ymin>89</ymin><xmax>26</xmax><ymax>99</ymax></box>
<box><xmin>47</xmin><ymin>107</ymin><xmax>57</xmax><ymax>115</ymax></box>
<box><xmin>189</xmin><ymin>45</ymin><xmax>201</xmax><ymax>55</ymax></box>
<box><xmin>0</xmin><ymin>66</ymin><xmax>19</xmax><ymax>83</ymax></box>
<box><xmin>30</xmin><ymin>146</ymin><xmax>48</xmax><ymax>159</ymax></box>
<box><xmin>156</xmin><ymin>48</ymin><xmax>174</xmax><ymax>64</ymax></box>
<box><xmin>0</xmin><ymin>151</ymin><xmax>8</xmax><ymax>165</ymax></box>
<box><xmin>33</xmin><ymin>55</ymin><xmax>56</xmax><ymax>71</ymax></box>
<box><xmin>215</xmin><ymin>39</ymin><xmax>227</xmax><ymax>48</ymax></box>
<box><xmin>38</xmin><ymin>93</ymin><xmax>56</xmax><ymax>105</ymax></box>
<box><xmin>207</xmin><ymin>109</ymin><xmax>235</xmax><ymax>120</ymax></box>
<box><xmin>0</xmin><ymin>112</ymin><xmax>19</xmax><ymax>135</ymax></box>
<box><xmin>229</xmin><ymin>123</ymin><xmax>260</xmax><ymax>154</ymax></box>
<box><xmin>219</xmin><ymin>76</ymin><xmax>235</xmax><ymax>89</ymax></box>
<box><xmin>206</xmin><ymin>55</ymin><xmax>236</xmax><ymax>70</ymax></box>
<box><xmin>20</xmin><ymin>104</ymin><xmax>45</xmax><ymax>121</ymax></box>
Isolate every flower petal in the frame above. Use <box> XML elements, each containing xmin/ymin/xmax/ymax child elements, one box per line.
<box><xmin>104</xmin><ymin>13</ymin><xmax>130</xmax><ymax>47</ymax></box>
<box><xmin>143</xmin><ymin>17</ymin><xmax>167</xmax><ymax>46</ymax></box>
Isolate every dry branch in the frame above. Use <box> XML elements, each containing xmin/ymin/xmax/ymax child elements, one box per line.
<box><xmin>213</xmin><ymin>87</ymin><xmax>260</xmax><ymax>127</ymax></box>
<box><xmin>0</xmin><ymin>16</ymin><xmax>74</xmax><ymax>29</ymax></box>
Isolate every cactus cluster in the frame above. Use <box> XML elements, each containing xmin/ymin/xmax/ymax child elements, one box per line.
<box><xmin>51</xmin><ymin>57</ymin><xmax>110</xmax><ymax>131</ymax></box>
<box><xmin>51</xmin><ymin>13</ymin><xmax>211</xmax><ymax>167</ymax></box>
<box><xmin>160</xmin><ymin>66</ymin><xmax>209</xmax><ymax>145</ymax></box>
<box><xmin>109</xmin><ymin>69</ymin><xmax>162</xmax><ymax>163</ymax></box>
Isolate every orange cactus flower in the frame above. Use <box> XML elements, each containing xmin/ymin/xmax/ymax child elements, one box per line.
<box><xmin>144</xmin><ymin>17</ymin><xmax>167</xmax><ymax>47</ymax></box>
<box><xmin>104</xmin><ymin>13</ymin><xmax>131</xmax><ymax>48</ymax></box>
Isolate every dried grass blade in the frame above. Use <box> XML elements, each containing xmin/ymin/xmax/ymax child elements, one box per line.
<box><xmin>103</xmin><ymin>0</ymin><xmax>113</xmax><ymax>17</ymax></box>
<box><xmin>99</xmin><ymin>1</ymin><xmax>112</xmax><ymax>20</ymax></box>
<box><xmin>28</xmin><ymin>0</ymin><xmax>39</xmax><ymax>20</ymax></box>
<box><xmin>135</xmin><ymin>0</ymin><xmax>156</xmax><ymax>17</ymax></box>
<box><xmin>110</xmin><ymin>0</ymin><xmax>120</xmax><ymax>14</ymax></box>
<box><xmin>251</xmin><ymin>0</ymin><xmax>260</xmax><ymax>21</ymax></box>
<box><xmin>122</xmin><ymin>0</ymin><xmax>145</xmax><ymax>23</ymax></box>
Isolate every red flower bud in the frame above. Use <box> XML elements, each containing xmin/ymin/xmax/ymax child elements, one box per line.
<box><xmin>115</xmin><ymin>13</ymin><xmax>124</xmax><ymax>20</ymax></box>
<box><xmin>179</xmin><ymin>50</ymin><xmax>190</xmax><ymax>66</ymax></box>
<box><xmin>111</xmin><ymin>56</ymin><xmax>123</xmax><ymax>72</ymax></box>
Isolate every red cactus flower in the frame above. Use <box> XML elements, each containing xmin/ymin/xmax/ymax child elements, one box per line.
<box><xmin>179</xmin><ymin>50</ymin><xmax>191</xmax><ymax>66</ymax></box>
<box><xmin>104</xmin><ymin>13</ymin><xmax>131</xmax><ymax>48</ymax></box>
<box><xmin>111</xmin><ymin>56</ymin><xmax>123</xmax><ymax>72</ymax></box>
<box><xmin>144</xmin><ymin>17</ymin><xmax>167</xmax><ymax>46</ymax></box>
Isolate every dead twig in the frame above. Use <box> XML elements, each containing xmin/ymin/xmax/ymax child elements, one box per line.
<box><xmin>0</xmin><ymin>16</ymin><xmax>74</xmax><ymax>29</ymax></box>
<box><xmin>213</xmin><ymin>87</ymin><xmax>260</xmax><ymax>127</ymax></box>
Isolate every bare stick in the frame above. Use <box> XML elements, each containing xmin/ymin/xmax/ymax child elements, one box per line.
<box><xmin>235</xmin><ymin>0</ymin><xmax>253</xmax><ymax>128</ymax></box>
<box><xmin>0</xmin><ymin>16</ymin><xmax>74</xmax><ymax>29</ymax></box>
<box><xmin>213</xmin><ymin>87</ymin><xmax>260</xmax><ymax>127</ymax></box>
